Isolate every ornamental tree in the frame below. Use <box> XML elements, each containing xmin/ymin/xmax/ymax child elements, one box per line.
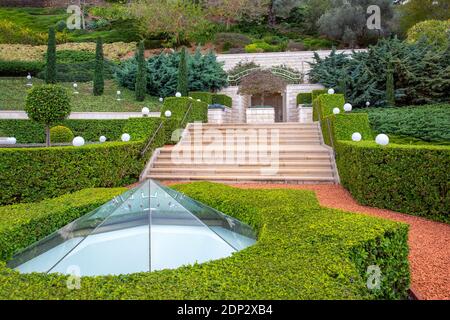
<box><xmin>135</xmin><ymin>41</ymin><xmax>147</xmax><ymax>101</ymax></box>
<box><xmin>238</xmin><ymin>70</ymin><xmax>287</xmax><ymax>105</ymax></box>
<box><xmin>25</xmin><ymin>85</ymin><xmax>72</xmax><ymax>147</ymax></box>
<box><xmin>45</xmin><ymin>27</ymin><xmax>57</xmax><ymax>84</ymax></box>
<box><xmin>93</xmin><ymin>37</ymin><xmax>104</xmax><ymax>96</ymax></box>
<box><xmin>177</xmin><ymin>47</ymin><xmax>189</xmax><ymax>97</ymax></box>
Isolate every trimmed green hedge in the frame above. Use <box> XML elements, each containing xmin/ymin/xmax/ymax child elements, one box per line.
<box><xmin>0</xmin><ymin>118</ymin><xmax>165</xmax><ymax>205</ymax></box>
<box><xmin>321</xmin><ymin>113</ymin><xmax>374</xmax><ymax>147</ymax></box>
<box><xmin>0</xmin><ymin>119</ymin><xmax>128</xmax><ymax>143</ymax></box>
<box><xmin>0</xmin><ymin>60</ymin><xmax>44</xmax><ymax>76</ymax></box>
<box><xmin>312</xmin><ymin>89</ymin><xmax>328</xmax><ymax>102</ymax></box>
<box><xmin>297</xmin><ymin>92</ymin><xmax>312</xmax><ymax>105</ymax></box>
<box><xmin>212</xmin><ymin>93</ymin><xmax>232</xmax><ymax>108</ymax></box>
<box><xmin>189</xmin><ymin>92</ymin><xmax>213</xmax><ymax>104</ymax></box>
<box><xmin>0</xmin><ymin>183</ymin><xmax>409</xmax><ymax>299</ymax></box>
<box><xmin>336</xmin><ymin>142</ymin><xmax>450</xmax><ymax>224</ymax></box>
<box><xmin>313</xmin><ymin>94</ymin><xmax>345</xmax><ymax>121</ymax></box>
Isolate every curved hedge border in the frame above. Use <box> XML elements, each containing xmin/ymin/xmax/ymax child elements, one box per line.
<box><xmin>0</xmin><ymin>183</ymin><xmax>409</xmax><ymax>300</ymax></box>
<box><xmin>314</xmin><ymin>93</ymin><xmax>450</xmax><ymax>223</ymax></box>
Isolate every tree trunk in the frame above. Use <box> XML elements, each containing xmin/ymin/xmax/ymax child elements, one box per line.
<box><xmin>268</xmin><ymin>1</ymin><xmax>276</xmax><ymax>27</ymax></box>
<box><xmin>45</xmin><ymin>125</ymin><xmax>50</xmax><ymax>147</ymax></box>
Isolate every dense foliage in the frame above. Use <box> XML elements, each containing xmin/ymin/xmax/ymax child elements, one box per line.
<box><xmin>360</xmin><ymin>104</ymin><xmax>450</xmax><ymax>143</ymax></box>
<box><xmin>177</xmin><ymin>47</ymin><xmax>189</xmax><ymax>96</ymax></box>
<box><xmin>49</xmin><ymin>125</ymin><xmax>74</xmax><ymax>143</ymax></box>
<box><xmin>309</xmin><ymin>38</ymin><xmax>450</xmax><ymax>107</ymax></box>
<box><xmin>45</xmin><ymin>27</ymin><xmax>56</xmax><ymax>84</ymax></box>
<box><xmin>134</xmin><ymin>41</ymin><xmax>146</xmax><ymax>101</ymax></box>
<box><xmin>93</xmin><ymin>38</ymin><xmax>105</xmax><ymax>96</ymax></box>
<box><xmin>0</xmin><ymin>183</ymin><xmax>409</xmax><ymax>299</ymax></box>
<box><xmin>407</xmin><ymin>20</ymin><xmax>450</xmax><ymax>48</ymax></box>
<box><xmin>116</xmin><ymin>50</ymin><xmax>228</xmax><ymax>98</ymax></box>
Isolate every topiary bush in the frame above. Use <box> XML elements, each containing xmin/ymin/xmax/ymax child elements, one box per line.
<box><xmin>49</xmin><ymin>125</ymin><xmax>74</xmax><ymax>143</ymax></box>
<box><xmin>25</xmin><ymin>84</ymin><xmax>72</xmax><ymax>146</ymax></box>
<box><xmin>321</xmin><ymin>113</ymin><xmax>374</xmax><ymax>147</ymax></box>
<box><xmin>0</xmin><ymin>183</ymin><xmax>410</xmax><ymax>299</ymax></box>
<box><xmin>189</xmin><ymin>91</ymin><xmax>213</xmax><ymax>104</ymax></box>
<box><xmin>93</xmin><ymin>37</ymin><xmax>104</xmax><ymax>96</ymax></box>
<box><xmin>212</xmin><ymin>93</ymin><xmax>232</xmax><ymax>108</ymax></box>
<box><xmin>312</xmin><ymin>93</ymin><xmax>345</xmax><ymax>121</ymax></box>
<box><xmin>336</xmin><ymin>142</ymin><xmax>450</xmax><ymax>223</ymax></box>
<box><xmin>297</xmin><ymin>92</ymin><xmax>312</xmax><ymax>105</ymax></box>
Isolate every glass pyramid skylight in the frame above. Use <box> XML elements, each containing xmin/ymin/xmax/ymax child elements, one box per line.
<box><xmin>7</xmin><ymin>180</ymin><xmax>257</xmax><ymax>276</ymax></box>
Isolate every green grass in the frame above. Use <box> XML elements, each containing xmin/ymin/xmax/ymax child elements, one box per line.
<box><xmin>0</xmin><ymin>7</ymin><xmax>68</xmax><ymax>33</ymax></box>
<box><xmin>0</xmin><ymin>183</ymin><xmax>409</xmax><ymax>300</ymax></box>
<box><xmin>0</xmin><ymin>78</ymin><xmax>161</xmax><ymax>112</ymax></box>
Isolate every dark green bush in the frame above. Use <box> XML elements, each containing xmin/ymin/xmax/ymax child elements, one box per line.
<box><xmin>212</xmin><ymin>94</ymin><xmax>232</xmax><ymax>108</ymax></box>
<box><xmin>214</xmin><ymin>33</ymin><xmax>252</xmax><ymax>51</ymax></box>
<box><xmin>37</xmin><ymin>60</ymin><xmax>115</xmax><ymax>83</ymax></box>
<box><xmin>297</xmin><ymin>92</ymin><xmax>312</xmax><ymax>105</ymax></box>
<box><xmin>336</xmin><ymin>142</ymin><xmax>450</xmax><ymax>223</ymax></box>
<box><xmin>44</xmin><ymin>50</ymin><xmax>96</xmax><ymax>64</ymax></box>
<box><xmin>93</xmin><ymin>38</ymin><xmax>104</xmax><ymax>96</ymax></box>
<box><xmin>49</xmin><ymin>125</ymin><xmax>74</xmax><ymax>143</ymax></box>
<box><xmin>189</xmin><ymin>92</ymin><xmax>213</xmax><ymax>104</ymax></box>
<box><xmin>312</xmin><ymin>93</ymin><xmax>345</xmax><ymax>121</ymax></box>
<box><xmin>0</xmin><ymin>183</ymin><xmax>409</xmax><ymax>299</ymax></box>
<box><xmin>45</xmin><ymin>27</ymin><xmax>56</xmax><ymax>84</ymax></box>
<box><xmin>361</xmin><ymin>104</ymin><xmax>450</xmax><ymax>143</ymax></box>
<box><xmin>0</xmin><ymin>119</ymin><xmax>128</xmax><ymax>143</ymax></box>
<box><xmin>0</xmin><ymin>60</ymin><xmax>44</xmax><ymax>76</ymax></box>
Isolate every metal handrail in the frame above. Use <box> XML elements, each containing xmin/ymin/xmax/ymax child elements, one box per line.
<box><xmin>140</xmin><ymin>120</ymin><xmax>164</xmax><ymax>157</ymax></box>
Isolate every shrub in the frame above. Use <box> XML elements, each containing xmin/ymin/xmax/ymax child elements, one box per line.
<box><xmin>45</xmin><ymin>27</ymin><xmax>56</xmax><ymax>84</ymax></box>
<box><xmin>287</xmin><ymin>40</ymin><xmax>305</xmax><ymax>51</ymax></box>
<box><xmin>0</xmin><ymin>60</ymin><xmax>44</xmax><ymax>76</ymax></box>
<box><xmin>176</xmin><ymin>47</ymin><xmax>189</xmax><ymax>97</ymax></box>
<box><xmin>245</xmin><ymin>41</ymin><xmax>282</xmax><ymax>53</ymax></box>
<box><xmin>0</xmin><ymin>19</ymin><xmax>46</xmax><ymax>45</ymax></box>
<box><xmin>135</xmin><ymin>41</ymin><xmax>146</xmax><ymax>102</ymax></box>
<box><xmin>123</xmin><ymin>117</ymin><xmax>164</xmax><ymax>141</ymax></box>
<box><xmin>214</xmin><ymin>33</ymin><xmax>252</xmax><ymax>51</ymax></box>
<box><xmin>115</xmin><ymin>50</ymin><xmax>227</xmax><ymax>98</ymax></box>
<box><xmin>50</xmin><ymin>126</ymin><xmax>74</xmax><ymax>143</ymax></box>
<box><xmin>212</xmin><ymin>94</ymin><xmax>232</xmax><ymax>108</ymax></box>
<box><xmin>189</xmin><ymin>92</ymin><xmax>213</xmax><ymax>104</ymax></box>
<box><xmin>312</xmin><ymin>89</ymin><xmax>328</xmax><ymax>102</ymax></box>
<box><xmin>407</xmin><ymin>19</ymin><xmax>450</xmax><ymax>48</ymax></box>
<box><xmin>361</xmin><ymin>104</ymin><xmax>450</xmax><ymax>143</ymax></box>
<box><xmin>25</xmin><ymin>84</ymin><xmax>72</xmax><ymax>146</ymax></box>
<box><xmin>312</xmin><ymin>93</ymin><xmax>345</xmax><ymax>121</ymax></box>
<box><xmin>45</xmin><ymin>50</ymin><xmax>96</xmax><ymax>64</ymax></box>
<box><xmin>0</xmin><ymin>183</ymin><xmax>409</xmax><ymax>299</ymax></box>
<box><xmin>93</xmin><ymin>38</ymin><xmax>104</xmax><ymax>96</ymax></box>
<box><xmin>336</xmin><ymin>142</ymin><xmax>450</xmax><ymax>223</ymax></box>
<box><xmin>297</xmin><ymin>92</ymin><xmax>312</xmax><ymax>105</ymax></box>
<box><xmin>321</xmin><ymin>113</ymin><xmax>374</xmax><ymax>147</ymax></box>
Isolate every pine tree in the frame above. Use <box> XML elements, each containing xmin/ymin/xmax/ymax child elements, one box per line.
<box><xmin>177</xmin><ymin>47</ymin><xmax>189</xmax><ymax>96</ymax></box>
<box><xmin>93</xmin><ymin>37</ymin><xmax>104</xmax><ymax>96</ymax></box>
<box><xmin>135</xmin><ymin>41</ymin><xmax>147</xmax><ymax>101</ymax></box>
<box><xmin>386</xmin><ymin>61</ymin><xmax>395</xmax><ymax>106</ymax></box>
<box><xmin>45</xmin><ymin>27</ymin><xmax>57</xmax><ymax>84</ymax></box>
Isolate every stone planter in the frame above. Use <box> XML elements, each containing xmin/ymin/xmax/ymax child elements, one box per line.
<box><xmin>298</xmin><ymin>104</ymin><xmax>313</xmax><ymax>123</ymax></box>
<box><xmin>246</xmin><ymin>107</ymin><xmax>275</xmax><ymax>124</ymax></box>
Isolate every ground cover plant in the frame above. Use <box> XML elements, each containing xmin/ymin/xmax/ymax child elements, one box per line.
<box><xmin>0</xmin><ymin>78</ymin><xmax>160</xmax><ymax>112</ymax></box>
<box><xmin>0</xmin><ymin>183</ymin><xmax>409</xmax><ymax>300</ymax></box>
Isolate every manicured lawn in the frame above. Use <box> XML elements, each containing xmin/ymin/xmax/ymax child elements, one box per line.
<box><xmin>0</xmin><ymin>7</ymin><xmax>68</xmax><ymax>33</ymax></box>
<box><xmin>0</xmin><ymin>78</ymin><xmax>161</xmax><ymax>112</ymax></box>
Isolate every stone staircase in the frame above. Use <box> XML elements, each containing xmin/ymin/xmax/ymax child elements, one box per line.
<box><xmin>143</xmin><ymin>123</ymin><xmax>339</xmax><ymax>184</ymax></box>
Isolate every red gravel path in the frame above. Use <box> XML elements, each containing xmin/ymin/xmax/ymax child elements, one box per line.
<box><xmin>219</xmin><ymin>183</ymin><xmax>449</xmax><ymax>300</ymax></box>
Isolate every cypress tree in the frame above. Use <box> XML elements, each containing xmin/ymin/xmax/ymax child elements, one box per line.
<box><xmin>135</xmin><ymin>41</ymin><xmax>147</xmax><ymax>101</ymax></box>
<box><xmin>177</xmin><ymin>47</ymin><xmax>189</xmax><ymax>96</ymax></box>
<box><xmin>386</xmin><ymin>61</ymin><xmax>395</xmax><ymax>106</ymax></box>
<box><xmin>93</xmin><ymin>37</ymin><xmax>104</xmax><ymax>96</ymax></box>
<box><xmin>45</xmin><ymin>27</ymin><xmax>57</xmax><ymax>84</ymax></box>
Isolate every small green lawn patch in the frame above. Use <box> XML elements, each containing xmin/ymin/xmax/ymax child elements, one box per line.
<box><xmin>0</xmin><ymin>78</ymin><xmax>161</xmax><ymax>112</ymax></box>
<box><xmin>0</xmin><ymin>183</ymin><xmax>409</xmax><ymax>300</ymax></box>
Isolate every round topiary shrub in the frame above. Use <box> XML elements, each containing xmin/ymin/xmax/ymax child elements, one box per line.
<box><xmin>25</xmin><ymin>84</ymin><xmax>72</xmax><ymax>146</ymax></box>
<box><xmin>50</xmin><ymin>126</ymin><xmax>74</xmax><ymax>143</ymax></box>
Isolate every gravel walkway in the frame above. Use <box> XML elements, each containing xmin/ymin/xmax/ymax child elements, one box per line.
<box><xmin>222</xmin><ymin>183</ymin><xmax>449</xmax><ymax>300</ymax></box>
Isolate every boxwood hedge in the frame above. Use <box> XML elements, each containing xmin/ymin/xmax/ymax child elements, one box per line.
<box><xmin>189</xmin><ymin>92</ymin><xmax>233</xmax><ymax>108</ymax></box>
<box><xmin>296</xmin><ymin>92</ymin><xmax>312</xmax><ymax>105</ymax></box>
<box><xmin>0</xmin><ymin>183</ymin><xmax>410</xmax><ymax>300</ymax></box>
<box><xmin>312</xmin><ymin>94</ymin><xmax>345</xmax><ymax>121</ymax></box>
<box><xmin>0</xmin><ymin>118</ymin><xmax>166</xmax><ymax>205</ymax></box>
<box><xmin>314</xmin><ymin>94</ymin><xmax>449</xmax><ymax>223</ymax></box>
<box><xmin>337</xmin><ymin>142</ymin><xmax>450</xmax><ymax>223</ymax></box>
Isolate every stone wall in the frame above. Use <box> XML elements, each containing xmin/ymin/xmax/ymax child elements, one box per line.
<box><xmin>246</xmin><ymin>108</ymin><xmax>275</xmax><ymax>124</ymax></box>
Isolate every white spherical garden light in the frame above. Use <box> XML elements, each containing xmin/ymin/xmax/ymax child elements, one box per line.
<box><xmin>327</xmin><ymin>88</ymin><xmax>335</xmax><ymax>95</ymax></box>
<box><xmin>175</xmin><ymin>92</ymin><xmax>182</xmax><ymax>98</ymax></box>
<box><xmin>375</xmin><ymin>134</ymin><xmax>389</xmax><ymax>146</ymax></box>
<box><xmin>121</xmin><ymin>133</ymin><xmax>131</xmax><ymax>142</ymax></box>
<box><xmin>164</xmin><ymin>110</ymin><xmax>172</xmax><ymax>118</ymax></box>
<box><xmin>196</xmin><ymin>99</ymin><xmax>201</xmax><ymax>102</ymax></box>
<box><xmin>343</xmin><ymin>103</ymin><xmax>352</xmax><ymax>112</ymax></box>
<box><xmin>351</xmin><ymin>132</ymin><xmax>362</xmax><ymax>142</ymax></box>
<box><xmin>141</xmin><ymin>107</ymin><xmax>150</xmax><ymax>116</ymax></box>
<box><xmin>366</xmin><ymin>101</ymin><xmax>371</xmax><ymax>107</ymax></box>
<box><xmin>159</xmin><ymin>97</ymin><xmax>164</xmax><ymax>102</ymax></box>
<box><xmin>333</xmin><ymin>108</ymin><xmax>341</xmax><ymax>115</ymax></box>
<box><xmin>7</xmin><ymin>137</ymin><xmax>17</xmax><ymax>144</ymax></box>
<box><xmin>72</xmin><ymin>136</ymin><xmax>85</xmax><ymax>147</ymax></box>
<box><xmin>99</xmin><ymin>136</ymin><xmax>107</xmax><ymax>143</ymax></box>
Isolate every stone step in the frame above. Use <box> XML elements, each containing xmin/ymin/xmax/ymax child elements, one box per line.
<box><xmin>153</xmin><ymin>160</ymin><xmax>333</xmax><ymax>168</ymax></box>
<box><xmin>148</xmin><ymin>174</ymin><xmax>336</xmax><ymax>184</ymax></box>
<box><xmin>155</xmin><ymin>153</ymin><xmax>332</xmax><ymax>161</ymax></box>
<box><xmin>180</xmin><ymin>139</ymin><xmax>322</xmax><ymax>146</ymax></box>
<box><xmin>149</xmin><ymin>167</ymin><xmax>334</xmax><ymax>177</ymax></box>
<box><xmin>159</xmin><ymin>145</ymin><xmax>330</xmax><ymax>154</ymax></box>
